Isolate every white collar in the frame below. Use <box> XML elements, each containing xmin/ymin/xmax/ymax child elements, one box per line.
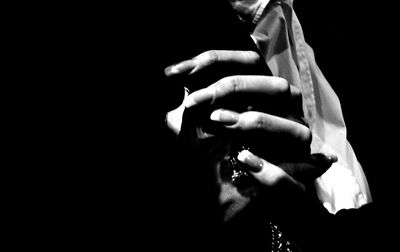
<box><xmin>253</xmin><ymin>0</ymin><xmax>270</xmax><ymax>24</ymax></box>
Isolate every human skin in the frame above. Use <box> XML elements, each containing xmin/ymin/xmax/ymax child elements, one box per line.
<box><xmin>164</xmin><ymin>49</ymin><xmax>335</xmax><ymax>221</ymax></box>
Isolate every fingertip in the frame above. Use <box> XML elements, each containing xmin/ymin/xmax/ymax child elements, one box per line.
<box><xmin>326</xmin><ymin>153</ymin><xmax>338</xmax><ymax>163</ymax></box>
<box><xmin>237</xmin><ymin>149</ymin><xmax>263</xmax><ymax>172</ymax></box>
<box><xmin>164</xmin><ymin>60</ymin><xmax>194</xmax><ymax>76</ymax></box>
<box><xmin>237</xmin><ymin>149</ymin><xmax>251</xmax><ymax>162</ymax></box>
<box><xmin>209</xmin><ymin>109</ymin><xmax>239</xmax><ymax>125</ymax></box>
<box><xmin>164</xmin><ymin>65</ymin><xmax>179</xmax><ymax>76</ymax></box>
<box><xmin>209</xmin><ymin>110</ymin><xmax>221</xmax><ymax>121</ymax></box>
<box><xmin>311</xmin><ymin>153</ymin><xmax>338</xmax><ymax>164</ymax></box>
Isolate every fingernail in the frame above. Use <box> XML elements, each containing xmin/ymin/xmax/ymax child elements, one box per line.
<box><xmin>164</xmin><ymin>64</ymin><xmax>182</xmax><ymax>76</ymax></box>
<box><xmin>170</xmin><ymin>65</ymin><xmax>180</xmax><ymax>73</ymax></box>
<box><xmin>183</xmin><ymin>88</ymin><xmax>214</xmax><ymax>108</ymax></box>
<box><xmin>237</xmin><ymin>150</ymin><xmax>263</xmax><ymax>172</ymax></box>
<box><xmin>210</xmin><ymin>110</ymin><xmax>239</xmax><ymax>125</ymax></box>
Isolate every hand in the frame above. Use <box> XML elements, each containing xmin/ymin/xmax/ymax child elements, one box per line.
<box><xmin>164</xmin><ymin>49</ymin><xmax>309</xmax><ymax>161</ymax></box>
<box><xmin>164</xmin><ymin>50</ymin><xmax>339</xmax><ymax>226</ymax></box>
<box><xmin>236</xmin><ymin>148</ymin><xmax>337</xmax><ymax>245</ymax></box>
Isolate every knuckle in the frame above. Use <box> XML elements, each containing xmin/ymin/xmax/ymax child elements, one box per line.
<box><xmin>218</xmin><ymin>76</ymin><xmax>244</xmax><ymax>95</ymax></box>
<box><xmin>254</xmin><ymin>114</ymin><xmax>267</xmax><ymax>129</ymax></box>
<box><xmin>228</xmin><ymin>76</ymin><xmax>244</xmax><ymax>93</ymax></box>
<box><xmin>205</xmin><ymin>50</ymin><xmax>219</xmax><ymax>65</ymax></box>
<box><xmin>240</xmin><ymin>112</ymin><xmax>269</xmax><ymax>130</ymax></box>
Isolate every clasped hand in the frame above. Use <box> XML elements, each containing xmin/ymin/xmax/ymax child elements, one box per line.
<box><xmin>164</xmin><ymin>49</ymin><xmax>337</xmax><ymax>207</ymax></box>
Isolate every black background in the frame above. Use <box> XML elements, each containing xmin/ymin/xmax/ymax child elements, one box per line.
<box><xmin>10</xmin><ymin>0</ymin><xmax>396</xmax><ymax>250</ymax></box>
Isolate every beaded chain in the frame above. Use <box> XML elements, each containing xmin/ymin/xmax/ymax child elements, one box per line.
<box><xmin>270</xmin><ymin>221</ymin><xmax>302</xmax><ymax>252</ymax></box>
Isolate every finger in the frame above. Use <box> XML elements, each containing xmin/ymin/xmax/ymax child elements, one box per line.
<box><xmin>210</xmin><ymin>109</ymin><xmax>311</xmax><ymax>143</ymax></box>
<box><xmin>184</xmin><ymin>75</ymin><xmax>290</xmax><ymax>108</ymax></box>
<box><xmin>237</xmin><ymin>149</ymin><xmax>304</xmax><ymax>190</ymax></box>
<box><xmin>236</xmin><ymin>150</ymin><xmax>334</xmax><ymax>236</ymax></box>
<box><xmin>164</xmin><ymin>59</ymin><xmax>196</xmax><ymax>76</ymax></box>
<box><xmin>164</xmin><ymin>50</ymin><xmax>260</xmax><ymax>76</ymax></box>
